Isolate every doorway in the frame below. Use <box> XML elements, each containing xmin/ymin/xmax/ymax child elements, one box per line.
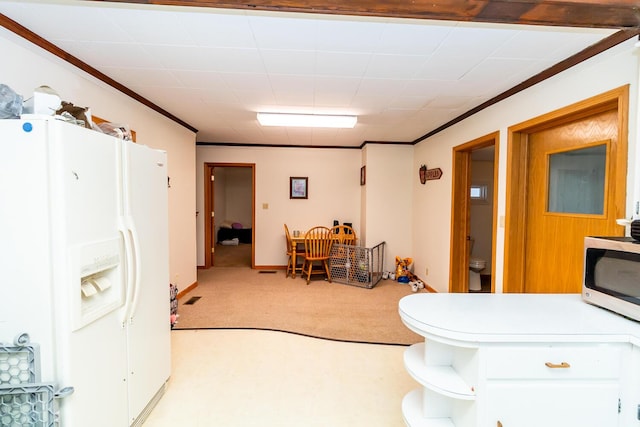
<box><xmin>449</xmin><ymin>132</ymin><xmax>499</xmax><ymax>293</ymax></box>
<box><xmin>504</xmin><ymin>86</ymin><xmax>629</xmax><ymax>293</ymax></box>
<box><xmin>203</xmin><ymin>163</ymin><xmax>255</xmax><ymax>269</ymax></box>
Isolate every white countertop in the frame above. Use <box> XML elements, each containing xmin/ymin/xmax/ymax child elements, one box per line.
<box><xmin>399</xmin><ymin>293</ymin><xmax>640</xmax><ymax>345</ymax></box>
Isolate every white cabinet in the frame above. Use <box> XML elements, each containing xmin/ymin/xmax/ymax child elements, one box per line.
<box><xmin>483</xmin><ymin>344</ymin><xmax>624</xmax><ymax>427</ymax></box>
<box><xmin>399</xmin><ymin>294</ymin><xmax>640</xmax><ymax>427</ymax></box>
<box><xmin>485</xmin><ymin>382</ymin><xmax>620</xmax><ymax>427</ymax></box>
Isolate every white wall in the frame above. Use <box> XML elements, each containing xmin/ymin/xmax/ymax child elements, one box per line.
<box><xmin>196</xmin><ymin>145</ymin><xmax>362</xmax><ymax>267</ymax></box>
<box><xmin>412</xmin><ymin>38</ymin><xmax>640</xmax><ymax>293</ymax></box>
<box><xmin>362</xmin><ymin>144</ymin><xmax>414</xmax><ymax>273</ymax></box>
<box><xmin>1</xmin><ymin>28</ymin><xmax>198</xmax><ymax>291</ymax></box>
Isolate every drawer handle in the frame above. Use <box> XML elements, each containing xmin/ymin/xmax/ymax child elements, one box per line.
<box><xmin>545</xmin><ymin>361</ymin><xmax>570</xmax><ymax>368</ymax></box>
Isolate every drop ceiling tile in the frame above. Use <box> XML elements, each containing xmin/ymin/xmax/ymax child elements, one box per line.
<box><xmin>376</xmin><ymin>21</ymin><xmax>452</xmax><ymax>55</ymax></box>
<box><xmin>313</xmin><ymin>77</ymin><xmax>360</xmax><ymax>107</ymax></box>
<box><xmin>315</xmin><ymin>51</ymin><xmax>371</xmax><ymax>77</ymax></box>
<box><xmin>314</xmin><ymin>18</ymin><xmax>386</xmax><ymax>53</ymax></box>
<box><xmin>198</xmin><ymin>89</ymin><xmax>240</xmax><ymax>105</ymax></box>
<box><xmin>183</xmin><ymin>11</ymin><xmax>257</xmax><ymax>48</ymax></box>
<box><xmin>356</xmin><ymin>78</ymin><xmax>409</xmax><ymax>98</ymax></box>
<box><xmin>171</xmin><ymin>70</ymin><xmax>228</xmax><ymax>90</ymax></box>
<box><xmin>435</xmin><ymin>25</ymin><xmax>519</xmax><ymax>58</ymax></box>
<box><xmin>365</xmin><ymin>54</ymin><xmax>428</xmax><ymax>79</ymax></box>
<box><xmin>428</xmin><ymin>95</ymin><xmax>478</xmax><ymax>109</ymax></box>
<box><xmin>260</xmin><ymin>49</ymin><xmax>316</xmax><ymax>75</ymax></box>
<box><xmin>401</xmin><ymin>79</ymin><xmax>454</xmax><ymax>98</ymax></box>
<box><xmin>414</xmin><ymin>55</ymin><xmax>484</xmax><ymax>80</ymax></box>
<box><xmin>249</xmin><ymin>14</ymin><xmax>318</xmax><ymax>50</ymax></box>
<box><xmin>106</xmin><ymin>7</ymin><xmax>197</xmax><ymax>45</ymax></box>
<box><xmin>390</xmin><ymin>96</ymin><xmax>430</xmax><ymax>109</ymax></box>
<box><xmin>222</xmin><ymin>72</ymin><xmax>272</xmax><ymax>91</ymax></box>
<box><xmin>268</xmin><ymin>75</ymin><xmax>315</xmax><ymax>106</ymax></box>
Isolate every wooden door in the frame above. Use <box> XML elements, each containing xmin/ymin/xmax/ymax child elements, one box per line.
<box><xmin>523</xmin><ymin>109</ymin><xmax>622</xmax><ymax>293</ymax></box>
<box><xmin>204</xmin><ymin>164</ymin><xmax>216</xmax><ymax>267</ymax></box>
<box><xmin>203</xmin><ymin>162</ymin><xmax>256</xmax><ymax>269</ymax></box>
<box><xmin>450</xmin><ymin>132</ymin><xmax>499</xmax><ymax>293</ymax></box>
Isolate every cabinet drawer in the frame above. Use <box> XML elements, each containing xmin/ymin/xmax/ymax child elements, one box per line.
<box><xmin>484</xmin><ymin>345</ymin><xmax>622</xmax><ymax>379</ymax></box>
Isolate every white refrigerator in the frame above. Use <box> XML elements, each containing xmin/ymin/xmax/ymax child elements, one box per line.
<box><xmin>0</xmin><ymin>117</ymin><xmax>171</xmax><ymax>426</ymax></box>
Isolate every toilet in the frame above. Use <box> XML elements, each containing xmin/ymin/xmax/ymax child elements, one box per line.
<box><xmin>468</xmin><ymin>238</ymin><xmax>486</xmax><ymax>291</ymax></box>
<box><xmin>468</xmin><ymin>257</ymin><xmax>486</xmax><ymax>291</ymax></box>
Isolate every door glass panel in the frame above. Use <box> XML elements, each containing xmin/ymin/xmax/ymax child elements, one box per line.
<box><xmin>547</xmin><ymin>144</ymin><xmax>606</xmax><ymax>214</ymax></box>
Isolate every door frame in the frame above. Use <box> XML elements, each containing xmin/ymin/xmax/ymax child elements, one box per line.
<box><xmin>203</xmin><ymin>162</ymin><xmax>256</xmax><ymax>269</ymax></box>
<box><xmin>503</xmin><ymin>85</ymin><xmax>629</xmax><ymax>293</ymax></box>
<box><xmin>449</xmin><ymin>132</ymin><xmax>500</xmax><ymax>293</ymax></box>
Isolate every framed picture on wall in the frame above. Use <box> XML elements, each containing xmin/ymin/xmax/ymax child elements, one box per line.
<box><xmin>360</xmin><ymin>166</ymin><xmax>366</xmax><ymax>186</ymax></box>
<box><xmin>290</xmin><ymin>177</ymin><xmax>308</xmax><ymax>199</ymax></box>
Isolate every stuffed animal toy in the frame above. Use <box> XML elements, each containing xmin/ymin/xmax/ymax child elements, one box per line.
<box><xmin>396</xmin><ymin>256</ymin><xmax>413</xmax><ymax>283</ymax></box>
<box><xmin>395</xmin><ymin>256</ymin><xmax>424</xmax><ymax>292</ymax></box>
<box><xmin>55</xmin><ymin>101</ymin><xmax>91</xmax><ymax>128</ymax></box>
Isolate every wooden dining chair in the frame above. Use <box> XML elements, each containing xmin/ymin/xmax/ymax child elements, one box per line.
<box><xmin>330</xmin><ymin>224</ymin><xmax>357</xmax><ymax>246</ymax></box>
<box><xmin>330</xmin><ymin>225</ymin><xmax>357</xmax><ymax>281</ymax></box>
<box><xmin>301</xmin><ymin>226</ymin><xmax>334</xmax><ymax>284</ymax></box>
<box><xmin>284</xmin><ymin>224</ymin><xmax>302</xmax><ymax>278</ymax></box>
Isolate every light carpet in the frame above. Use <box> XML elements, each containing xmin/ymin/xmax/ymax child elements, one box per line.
<box><xmin>174</xmin><ymin>266</ymin><xmax>424</xmax><ymax>345</ymax></box>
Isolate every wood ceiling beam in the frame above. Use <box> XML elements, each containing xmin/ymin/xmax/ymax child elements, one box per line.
<box><xmin>93</xmin><ymin>0</ymin><xmax>640</xmax><ymax>29</ymax></box>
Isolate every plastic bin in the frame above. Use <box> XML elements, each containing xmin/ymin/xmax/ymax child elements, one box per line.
<box><xmin>329</xmin><ymin>241</ymin><xmax>385</xmax><ymax>289</ymax></box>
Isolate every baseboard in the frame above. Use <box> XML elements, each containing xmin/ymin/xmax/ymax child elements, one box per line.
<box><xmin>177</xmin><ymin>281</ymin><xmax>197</xmax><ymax>299</ymax></box>
<box><xmin>423</xmin><ymin>282</ymin><xmax>437</xmax><ymax>292</ymax></box>
<box><xmin>414</xmin><ymin>274</ymin><xmax>437</xmax><ymax>292</ymax></box>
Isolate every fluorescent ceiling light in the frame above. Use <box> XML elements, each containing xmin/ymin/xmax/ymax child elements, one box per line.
<box><xmin>257</xmin><ymin>112</ymin><xmax>357</xmax><ymax>128</ymax></box>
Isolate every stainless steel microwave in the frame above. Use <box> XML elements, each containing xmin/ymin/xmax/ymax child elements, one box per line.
<box><xmin>582</xmin><ymin>236</ymin><xmax>640</xmax><ymax>321</ymax></box>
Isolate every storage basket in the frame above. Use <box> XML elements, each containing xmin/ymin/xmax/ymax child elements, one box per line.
<box><xmin>329</xmin><ymin>241</ymin><xmax>385</xmax><ymax>289</ymax></box>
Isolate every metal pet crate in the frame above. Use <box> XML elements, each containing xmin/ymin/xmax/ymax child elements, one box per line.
<box><xmin>329</xmin><ymin>241</ymin><xmax>385</xmax><ymax>289</ymax></box>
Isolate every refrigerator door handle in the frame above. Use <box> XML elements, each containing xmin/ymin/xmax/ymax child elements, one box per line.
<box><xmin>119</xmin><ymin>216</ymin><xmax>137</xmax><ymax>325</ymax></box>
<box><xmin>127</xmin><ymin>219</ymin><xmax>143</xmax><ymax>323</ymax></box>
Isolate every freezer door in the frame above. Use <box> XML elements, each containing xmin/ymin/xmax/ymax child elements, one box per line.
<box><xmin>48</xmin><ymin>120</ymin><xmax>129</xmax><ymax>427</ymax></box>
<box><xmin>0</xmin><ymin>119</ymin><xmax>57</xmax><ymax>373</ymax></box>
<box><xmin>121</xmin><ymin>141</ymin><xmax>171</xmax><ymax>424</ymax></box>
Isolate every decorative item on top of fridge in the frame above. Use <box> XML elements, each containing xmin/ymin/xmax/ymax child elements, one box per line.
<box><xmin>1</xmin><ymin>83</ymin><xmax>134</xmax><ymax>141</ymax></box>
